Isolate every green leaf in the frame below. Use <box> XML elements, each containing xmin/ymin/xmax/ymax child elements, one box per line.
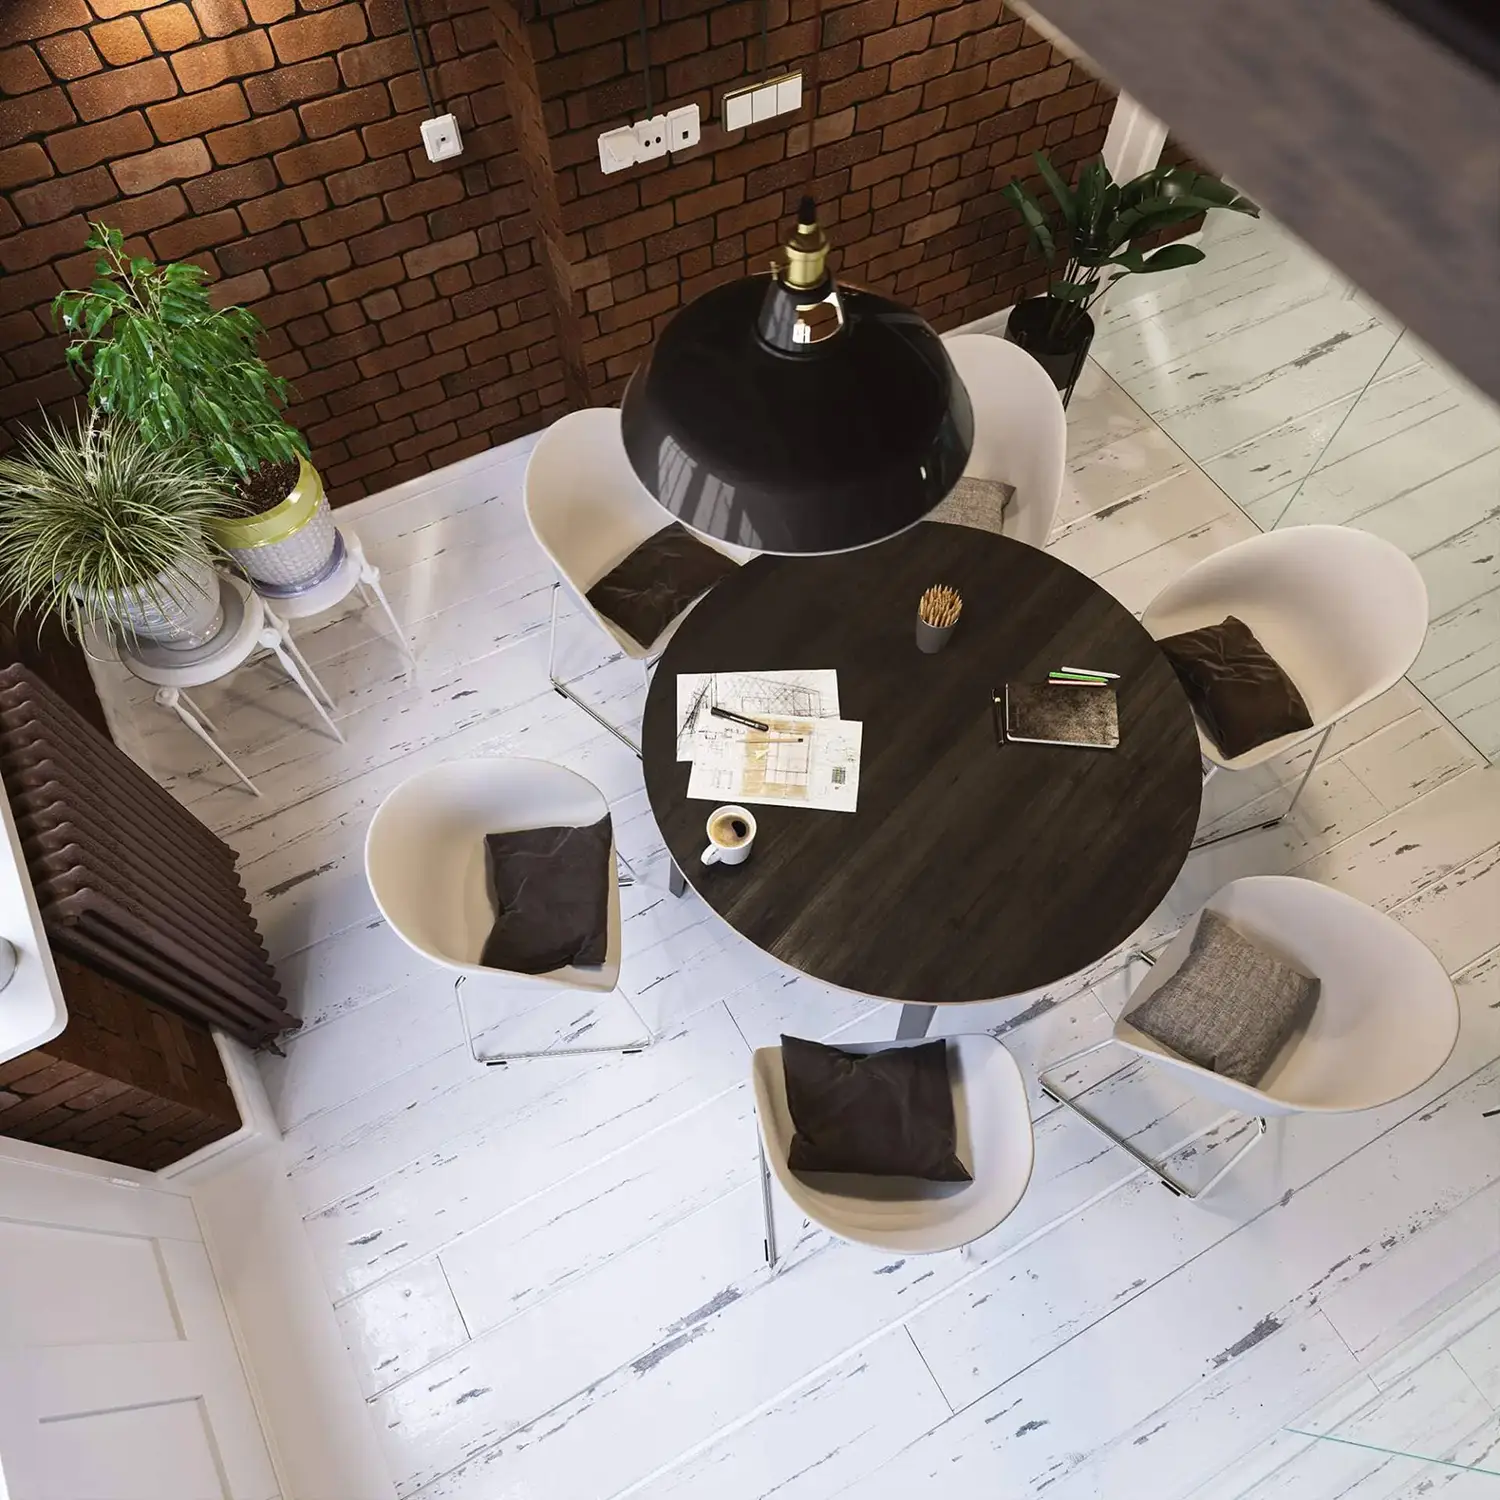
<box><xmin>1001</xmin><ymin>179</ymin><xmax>1056</xmax><ymax>261</ymax></box>
<box><xmin>1139</xmin><ymin>242</ymin><xmax>1206</xmax><ymax>272</ymax></box>
<box><xmin>1030</xmin><ymin>150</ymin><xmax>1076</xmax><ymax>231</ymax></box>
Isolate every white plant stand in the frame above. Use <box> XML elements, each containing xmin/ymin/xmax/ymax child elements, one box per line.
<box><xmin>268</xmin><ymin>527</ymin><xmax>412</xmax><ymax>672</ymax></box>
<box><xmin>117</xmin><ymin>574</ymin><xmax>342</xmax><ymax>798</ymax></box>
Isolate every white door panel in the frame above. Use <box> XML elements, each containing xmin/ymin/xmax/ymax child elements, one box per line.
<box><xmin>0</xmin><ymin>1153</ymin><xmax>278</xmax><ymax>1500</ymax></box>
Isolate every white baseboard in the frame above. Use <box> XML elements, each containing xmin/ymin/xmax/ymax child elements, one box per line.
<box><xmin>158</xmin><ymin>1031</ymin><xmax>277</xmax><ymax>1181</ymax></box>
<box><xmin>172</xmin><ymin>1044</ymin><xmax>398</xmax><ymax>1500</ymax></box>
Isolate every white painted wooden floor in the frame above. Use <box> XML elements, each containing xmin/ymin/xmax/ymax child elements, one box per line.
<box><xmin>1091</xmin><ymin>211</ymin><xmax>1500</xmax><ymax>762</ymax></box>
<box><xmin>91</xmin><ymin>329</ymin><xmax>1500</xmax><ymax>1499</ymax></box>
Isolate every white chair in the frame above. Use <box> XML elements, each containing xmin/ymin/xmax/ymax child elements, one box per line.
<box><xmin>930</xmin><ymin>333</ymin><xmax>1068</xmax><ymax>547</ymax></box>
<box><xmin>751</xmin><ymin>1035</ymin><xmax>1035</xmax><ymax>1267</ymax></box>
<box><xmin>524</xmin><ymin>407</ymin><xmax>753</xmax><ymax>756</ymax></box>
<box><xmin>1141</xmin><ymin>524</ymin><xmax>1429</xmax><ymax>847</ymax></box>
<box><xmin>1039</xmin><ymin>877</ymin><xmax>1457</xmax><ymax>1199</ymax></box>
<box><xmin>364</xmin><ymin>756</ymin><xmax>652</xmax><ymax>1063</ymax></box>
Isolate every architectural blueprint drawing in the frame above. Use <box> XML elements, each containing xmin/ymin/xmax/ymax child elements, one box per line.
<box><xmin>675</xmin><ymin>670</ymin><xmax>841</xmax><ymax>759</ymax></box>
<box><xmin>685</xmin><ymin>714</ymin><xmax>862</xmax><ymax>813</ymax></box>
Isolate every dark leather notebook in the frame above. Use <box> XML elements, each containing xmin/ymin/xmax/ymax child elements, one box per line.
<box><xmin>1002</xmin><ymin>683</ymin><xmax>1120</xmax><ymax>749</ymax></box>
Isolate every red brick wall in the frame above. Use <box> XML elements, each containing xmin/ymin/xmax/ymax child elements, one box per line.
<box><xmin>0</xmin><ymin>0</ymin><xmax>1115</xmax><ymax>501</ymax></box>
<box><xmin>533</xmin><ymin>0</ymin><xmax>1116</xmax><ymax>402</ymax></box>
<box><xmin>0</xmin><ymin>0</ymin><xmax>565</xmax><ymax>498</ymax></box>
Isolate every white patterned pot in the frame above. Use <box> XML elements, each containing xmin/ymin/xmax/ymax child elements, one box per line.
<box><xmin>102</xmin><ymin>552</ymin><xmax>224</xmax><ymax>649</ymax></box>
<box><xmin>211</xmin><ymin>455</ymin><xmax>339</xmax><ymax>598</ymax></box>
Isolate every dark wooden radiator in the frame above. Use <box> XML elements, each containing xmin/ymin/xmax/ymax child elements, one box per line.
<box><xmin>0</xmin><ymin>664</ymin><xmax>297</xmax><ymax>1050</ymax></box>
<box><xmin>0</xmin><ymin>955</ymin><xmax>241</xmax><ymax>1170</ymax></box>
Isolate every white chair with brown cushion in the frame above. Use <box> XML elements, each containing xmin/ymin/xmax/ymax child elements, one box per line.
<box><xmin>751</xmin><ymin>1034</ymin><xmax>1035</xmax><ymax>1267</ymax></box>
<box><xmin>1141</xmin><ymin>524</ymin><xmax>1428</xmax><ymax>846</ymax></box>
<box><xmin>524</xmin><ymin>407</ymin><xmax>753</xmax><ymax>755</ymax></box>
<box><xmin>929</xmin><ymin>333</ymin><xmax>1067</xmax><ymax>548</ymax></box>
<box><xmin>1039</xmin><ymin>877</ymin><xmax>1457</xmax><ymax>1199</ymax></box>
<box><xmin>365</xmin><ymin>755</ymin><xmax>652</xmax><ymax>1064</ymax></box>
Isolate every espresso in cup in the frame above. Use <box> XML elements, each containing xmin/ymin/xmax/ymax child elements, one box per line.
<box><xmin>702</xmin><ymin>804</ymin><xmax>756</xmax><ymax>866</ymax></box>
<box><xmin>709</xmin><ymin>811</ymin><xmax>752</xmax><ymax>846</ymax></box>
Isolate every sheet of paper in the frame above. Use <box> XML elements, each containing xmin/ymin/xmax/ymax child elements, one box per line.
<box><xmin>686</xmin><ymin>716</ymin><xmax>863</xmax><ymax>813</ymax></box>
<box><xmin>675</xmin><ymin>670</ymin><xmax>841</xmax><ymax>759</ymax></box>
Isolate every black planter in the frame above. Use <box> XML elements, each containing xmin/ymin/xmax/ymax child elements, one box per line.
<box><xmin>1004</xmin><ymin>296</ymin><xmax>1094</xmax><ymax>407</ymax></box>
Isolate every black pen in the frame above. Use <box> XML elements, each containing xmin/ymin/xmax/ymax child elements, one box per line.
<box><xmin>711</xmin><ymin>705</ymin><xmax>772</xmax><ymax>732</ymax></box>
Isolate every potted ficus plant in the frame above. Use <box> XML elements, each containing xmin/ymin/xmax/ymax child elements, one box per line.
<box><xmin>0</xmin><ymin>416</ymin><xmax>231</xmax><ymax>649</ymax></box>
<box><xmin>1002</xmin><ymin>152</ymin><xmax>1259</xmax><ymax>403</ymax></box>
<box><xmin>53</xmin><ymin>224</ymin><xmax>339</xmax><ymax>599</ymax></box>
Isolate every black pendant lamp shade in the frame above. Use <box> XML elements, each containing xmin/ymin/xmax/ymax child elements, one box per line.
<box><xmin>620</xmin><ymin>199</ymin><xmax>974</xmax><ymax>554</ymax></box>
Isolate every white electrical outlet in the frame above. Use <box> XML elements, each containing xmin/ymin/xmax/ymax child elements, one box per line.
<box><xmin>420</xmin><ymin>113</ymin><xmax>463</xmax><ymax>162</ymax></box>
<box><xmin>633</xmin><ymin>113</ymin><xmax>668</xmax><ymax>161</ymax></box>
<box><xmin>598</xmin><ymin>125</ymin><xmax>637</xmax><ymax>173</ymax></box>
<box><xmin>667</xmin><ymin>102</ymin><xmax>700</xmax><ymax>152</ymax></box>
<box><xmin>599</xmin><ymin>104</ymin><xmax>699</xmax><ymax>173</ymax></box>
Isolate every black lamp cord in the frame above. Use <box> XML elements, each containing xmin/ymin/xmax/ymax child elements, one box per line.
<box><xmin>638</xmin><ymin>0</ymin><xmax>653</xmax><ymax>113</ymax></box>
<box><xmin>759</xmin><ymin>0</ymin><xmax>770</xmax><ymax>77</ymax></box>
<box><xmin>398</xmin><ymin>0</ymin><xmax>440</xmax><ymax>118</ymax></box>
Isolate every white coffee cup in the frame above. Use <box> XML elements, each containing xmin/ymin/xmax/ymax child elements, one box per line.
<box><xmin>701</xmin><ymin>805</ymin><xmax>756</xmax><ymax>866</ymax></box>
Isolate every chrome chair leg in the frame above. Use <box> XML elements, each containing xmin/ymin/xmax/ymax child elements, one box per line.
<box><xmin>1191</xmin><ymin>724</ymin><xmax>1333</xmax><ymax>851</ymax></box>
<box><xmin>455</xmin><ymin>974</ymin><xmax>654</xmax><ymax>1065</ymax></box>
<box><xmin>1039</xmin><ymin>944</ymin><xmax>1267</xmax><ymax>1199</ymax></box>
<box><xmin>547</xmin><ymin>581</ymin><xmax>642</xmax><ymax>758</ymax></box>
<box><xmin>758</xmin><ymin>1130</ymin><xmax>778</xmax><ymax>1269</ymax></box>
<box><xmin>1039</xmin><ymin>1040</ymin><xmax>1268</xmax><ymax>1199</ymax></box>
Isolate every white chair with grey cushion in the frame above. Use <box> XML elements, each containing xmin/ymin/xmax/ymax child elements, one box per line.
<box><xmin>365</xmin><ymin>756</ymin><xmax>652</xmax><ymax>1064</ymax></box>
<box><xmin>1039</xmin><ymin>877</ymin><xmax>1457</xmax><ymax>1199</ymax></box>
<box><xmin>929</xmin><ymin>333</ymin><xmax>1067</xmax><ymax>547</ymax></box>
<box><xmin>751</xmin><ymin>1035</ymin><xmax>1034</xmax><ymax>1267</ymax></box>
<box><xmin>524</xmin><ymin>407</ymin><xmax>753</xmax><ymax>756</ymax></box>
<box><xmin>1142</xmin><ymin>524</ymin><xmax>1428</xmax><ymax>846</ymax></box>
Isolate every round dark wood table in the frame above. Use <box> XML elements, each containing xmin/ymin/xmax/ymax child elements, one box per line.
<box><xmin>641</xmin><ymin>523</ymin><xmax>1203</xmax><ymax>1034</ymax></box>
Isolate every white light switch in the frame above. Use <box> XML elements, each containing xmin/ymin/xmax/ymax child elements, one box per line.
<box><xmin>724</xmin><ymin>89</ymin><xmax>754</xmax><ymax>132</ymax></box>
<box><xmin>722</xmin><ymin>72</ymin><xmax>805</xmax><ymax>132</ymax></box>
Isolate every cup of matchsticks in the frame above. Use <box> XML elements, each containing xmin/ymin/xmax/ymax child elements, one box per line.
<box><xmin>916</xmin><ymin>584</ymin><xmax>962</xmax><ymax>654</ymax></box>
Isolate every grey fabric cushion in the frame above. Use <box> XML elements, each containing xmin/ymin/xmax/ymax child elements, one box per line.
<box><xmin>1127</xmin><ymin>910</ymin><xmax>1320</xmax><ymax>1086</ymax></box>
<box><xmin>928</xmin><ymin>477</ymin><xmax>1016</xmax><ymax>536</ymax></box>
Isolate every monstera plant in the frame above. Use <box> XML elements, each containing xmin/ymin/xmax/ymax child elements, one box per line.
<box><xmin>1001</xmin><ymin>152</ymin><xmax>1260</xmax><ymax>400</ymax></box>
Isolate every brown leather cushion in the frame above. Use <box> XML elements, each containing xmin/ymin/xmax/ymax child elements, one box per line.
<box><xmin>1157</xmin><ymin>615</ymin><xmax>1313</xmax><ymax>759</ymax></box>
<box><xmin>480</xmin><ymin>815</ymin><xmax>612</xmax><ymax>973</ymax></box>
<box><xmin>585</xmin><ymin>522</ymin><xmax>740</xmax><ymax>651</ymax></box>
<box><xmin>780</xmin><ymin>1035</ymin><xmax>972</xmax><ymax>1181</ymax></box>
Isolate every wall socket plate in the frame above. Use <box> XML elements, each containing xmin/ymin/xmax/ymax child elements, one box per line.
<box><xmin>598</xmin><ymin>102</ymin><xmax>701</xmax><ymax>173</ymax></box>
<box><xmin>420</xmin><ymin>113</ymin><xmax>463</xmax><ymax>162</ymax></box>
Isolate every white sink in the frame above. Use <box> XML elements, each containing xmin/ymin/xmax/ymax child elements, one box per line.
<box><xmin>0</xmin><ymin>780</ymin><xmax>66</xmax><ymax>1066</ymax></box>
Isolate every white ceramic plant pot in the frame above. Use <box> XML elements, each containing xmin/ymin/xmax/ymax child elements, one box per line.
<box><xmin>104</xmin><ymin>553</ymin><xmax>224</xmax><ymax>649</ymax></box>
<box><xmin>211</xmin><ymin>455</ymin><xmax>339</xmax><ymax>598</ymax></box>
